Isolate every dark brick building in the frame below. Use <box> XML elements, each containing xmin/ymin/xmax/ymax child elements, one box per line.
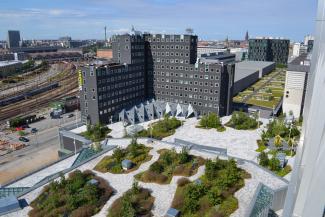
<box><xmin>80</xmin><ymin>32</ymin><xmax>234</xmax><ymax>124</ymax></box>
<box><xmin>248</xmin><ymin>38</ymin><xmax>289</xmax><ymax>65</ymax></box>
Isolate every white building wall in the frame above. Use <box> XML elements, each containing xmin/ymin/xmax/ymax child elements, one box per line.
<box><xmin>282</xmin><ymin>70</ymin><xmax>307</xmax><ymax>118</ymax></box>
<box><xmin>283</xmin><ymin>0</ymin><xmax>325</xmax><ymax>216</ymax></box>
<box><xmin>292</xmin><ymin>43</ymin><xmax>301</xmax><ymax>57</ymax></box>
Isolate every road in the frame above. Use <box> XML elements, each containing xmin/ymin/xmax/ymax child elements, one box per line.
<box><xmin>0</xmin><ymin>110</ymin><xmax>81</xmax><ymax>185</ymax></box>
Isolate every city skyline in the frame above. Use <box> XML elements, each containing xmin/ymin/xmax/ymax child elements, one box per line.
<box><xmin>0</xmin><ymin>0</ymin><xmax>317</xmax><ymax>41</ymax></box>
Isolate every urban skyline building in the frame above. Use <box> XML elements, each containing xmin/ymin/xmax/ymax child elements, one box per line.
<box><xmin>248</xmin><ymin>37</ymin><xmax>290</xmax><ymax>65</ymax></box>
<box><xmin>7</xmin><ymin>30</ymin><xmax>21</xmax><ymax>48</ymax></box>
<box><xmin>80</xmin><ymin>32</ymin><xmax>234</xmax><ymax>124</ymax></box>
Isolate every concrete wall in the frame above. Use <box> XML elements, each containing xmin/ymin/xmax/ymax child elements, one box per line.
<box><xmin>233</xmin><ymin>70</ymin><xmax>259</xmax><ymax>95</ymax></box>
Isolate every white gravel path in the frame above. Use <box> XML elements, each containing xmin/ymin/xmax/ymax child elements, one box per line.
<box><xmin>5</xmin><ymin>122</ymin><xmax>288</xmax><ymax>217</ymax></box>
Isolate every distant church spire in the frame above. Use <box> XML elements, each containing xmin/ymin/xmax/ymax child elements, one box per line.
<box><xmin>245</xmin><ymin>31</ymin><xmax>249</xmax><ymax>41</ymax></box>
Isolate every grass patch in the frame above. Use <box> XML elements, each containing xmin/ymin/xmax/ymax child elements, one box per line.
<box><xmin>170</xmin><ymin>158</ymin><xmax>250</xmax><ymax>217</ymax></box>
<box><xmin>135</xmin><ymin>115</ymin><xmax>181</xmax><ymax>140</ymax></box>
<box><xmin>135</xmin><ymin>148</ymin><xmax>205</xmax><ymax>184</ymax></box>
<box><xmin>94</xmin><ymin>139</ymin><xmax>152</xmax><ymax>174</ymax></box>
<box><xmin>108</xmin><ymin>182</ymin><xmax>155</xmax><ymax>217</ymax></box>
<box><xmin>29</xmin><ymin>170</ymin><xmax>114</xmax><ymax>217</ymax></box>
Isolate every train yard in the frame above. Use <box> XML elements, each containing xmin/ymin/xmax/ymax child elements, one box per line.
<box><xmin>0</xmin><ymin>62</ymin><xmax>79</xmax><ymax>122</ymax></box>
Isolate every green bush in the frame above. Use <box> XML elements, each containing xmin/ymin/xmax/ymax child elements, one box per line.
<box><xmin>94</xmin><ymin>141</ymin><xmax>152</xmax><ymax>173</ymax></box>
<box><xmin>226</xmin><ymin>111</ymin><xmax>258</xmax><ymax>130</ymax></box>
<box><xmin>135</xmin><ymin>116</ymin><xmax>181</xmax><ymax>139</ymax></box>
<box><xmin>81</xmin><ymin>123</ymin><xmax>111</xmax><ymax>142</ymax></box>
<box><xmin>258</xmin><ymin>152</ymin><xmax>269</xmax><ymax>167</ymax></box>
<box><xmin>170</xmin><ymin>158</ymin><xmax>249</xmax><ymax>217</ymax></box>
<box><xmin>199</xmin><ymin>113</ymin><xmax>225</xmax><ymax>131</ymax></box>
<box><xmin>108</xmin><ymin>185</ymin><xmax>154</xmax><ymax>217</ymax></box>
<box><xmin>136</xmin><ymin>149</ymin><xmax>205</xmax><ymax>184</ymax></box>
<box><xmin>29</xmin><ymin>170</ymin><xmax>113</xmax><ymax>217</ymax></box>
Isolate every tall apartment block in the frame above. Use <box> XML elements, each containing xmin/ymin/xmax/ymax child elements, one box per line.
<box><xmin>248</xmin><ymin>37</ymin><xmax>289</xmax><ymax>65</ymax></box>
<box><xmin>7</xmin><ymin>30</ymin><xmax>21</xmax><ymax>48</ymax></box>
<box><xmin>79</xmin><ymin>32</ymin><xmax>234</xmax><ymax>125</ymax></box>
<box><xmin>282</xmin><ymin>54</ymin><xmax>310</xmax><ymax>118</ymax></box>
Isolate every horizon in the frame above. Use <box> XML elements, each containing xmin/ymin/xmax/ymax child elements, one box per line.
<box><xmin>0</xmin><ymin>0</ymin><xmax>317</xmax><ymax>42</ymax></box>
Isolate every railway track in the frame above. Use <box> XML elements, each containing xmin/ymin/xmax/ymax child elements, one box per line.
<box><xmin>0</xmin><ymin>75</ymin><xmax>78</xmax><ymax>122</ymax></box>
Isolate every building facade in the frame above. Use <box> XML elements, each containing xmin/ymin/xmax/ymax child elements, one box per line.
<box><xmin>282</xmin><ymin>54</ymin><xmax>310</xmax><ymax>118</ymax></box>
<box><xmin>248</xmin><ymin>38</ymin><xmax>290</xmax><ymax>65</ymax></box>
<box><xmin>7</xmin><ymin>30</ymin><xmax>21</xmax><ymax>48</ymax></box>
<box><xmin>80</xmin><ymin>33</ymin><xmax>234</xmax><ymax>124</ymax></box>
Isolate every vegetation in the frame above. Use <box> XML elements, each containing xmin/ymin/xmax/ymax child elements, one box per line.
<box><xmin>18</xmin><ymin>130</ymin><xmax>28</xmax><ymax>136</ymax></box>
<box><xmin>171</xmin><ymin>158</ymin><xmax>250</xmax><ymax>217</ymax></box>
<box><xmin>135</xmin><ymin>148</ymin><xmax>205</xmax><ymax>184</ymax></box>
<box><xmin>29</xmin><ymin>170</ymin><xmax>114</xmax><ymax>217</ymax></box>
<box><xmin>94</xmin><ymin>138</ymin><xmax>152</xmax><ymax>173</ymax></box>
<box><xmin>226</xmin><ymin>111</ymin><xmax>259</xmax><ymax>130</ymax></box>
<box><xmin>108</xmin><ymin>181</ymin><xmax>155</xmax><ymax>217</ymax></box>
<box><xmin>80</xmin><ymin>123</ymin><xmax>111</xmax><ymax>142</ymax></box>
<box><xmin>135</xmin><ymin>115</ymin><xmax>182</xmax><ymax>140</ymax></box>
<box><xmin>255</xmin><ymin>140</ymin><xmax>267</xmax><ymax>152</ymax></box>
<box><xmin>258</xmin><ymin>152</ymin><xmax>292</xmax><ymax>177</ymax></box>
<box><xmin>262</xmin><ymin>118</ymin><xmax>300</xmax><ymax>141</ymax></box>
<box><xmin>197</xmin><ymin>113</ymin><xmax>226</xmax><ymax>132</ymax></box>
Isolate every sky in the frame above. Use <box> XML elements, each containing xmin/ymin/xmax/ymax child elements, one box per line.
<box><xmin>0</xmin><ymin>0</ymin><xmax>318</xmax><ymax>42</ymax></box>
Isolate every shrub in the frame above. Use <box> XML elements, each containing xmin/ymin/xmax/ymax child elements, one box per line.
<box><xmin>258</xmin><ymin>152</ymin><xmax>269</xmax><ymax>167</ymax></box>
<box><xmin>81</xmin><ymin>123</ymin><xmax>111</xmax><ymax>142</ymax></box>
<box><xmin>179</xmin><ymin>147</ymin><xmax>190</xmax><ymax>164</ymax></box>
<box><xmin>226</xmin><ymin>111</ymin><xmax>258</xmax><ymax>130</ymax></box>
<box><xmin>219</xmin><ymin>196</ymin><xmax>238</xmax><ymax>216</ymax></box>
<box><xmin>149</xmin><ymin>162</ymin><xmax>164</xmax><ymax>173</ymax></box>
<box><xmin>269</xmin><ymin>156</ymin><xmax>281</xmax><ymax>172</ymax></box>
<box><xmin>29</xmin><ymin>170</ymin><xmax>113</xmax><ymax>217</ymax></box>
<box><xmin>199</xmin><ymin>113</ymin><xmax>223</xmax><ymax>129</ymax></box>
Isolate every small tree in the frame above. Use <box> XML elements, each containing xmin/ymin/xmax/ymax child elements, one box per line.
<box><xmin>258</xmin><ymin>152</ymin><xmax>269</xmax><ymax>167</ymax></box>
<box><xmin>112</xmin><ymin>147</ymin><xmax>125</xmax><ymax>163</ymax></box>
<box><xmin>269</xmin><ymin>156</ymin><xmax>280</xmax><ymax>171</ymax></box>
<box><xmin>179</xmin><ymin>147</ymin><xmax>190</xmax><ymax>164</ymax></box>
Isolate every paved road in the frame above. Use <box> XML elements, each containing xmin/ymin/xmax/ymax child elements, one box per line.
<box><xmin>0</xmin><ymin>111</ymin><xmax>81</xmax><ymax>165</ymax></box>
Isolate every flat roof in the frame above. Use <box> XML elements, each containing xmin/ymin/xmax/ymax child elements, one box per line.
<box><xmin>234</xmin><ymin>67</ymin><xmax>259</xmax><ymax>82</ymax></box>
<box><xmin>236</xmin><ymin>60</ymin><xmax>275</xmax><ymax>69</ymax></box>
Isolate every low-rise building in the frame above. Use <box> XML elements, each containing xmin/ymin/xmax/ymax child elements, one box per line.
<box><xmin>233</xmin><ymin>61</ymin><xmax>276</xmax><ymax>95</ymax></box>
<box><xmin>282</xmin><ymin>53</ymin><xmax>310</xmax><ymax>118</ymax></box>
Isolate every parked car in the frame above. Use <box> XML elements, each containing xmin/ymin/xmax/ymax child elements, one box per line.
<box><xmin>31</xmin><ymin>128</ymin><xmax>38</xmax><ymax>133</ymax></box>
<box><xmin>19</xmin><ymin>137</ymin><xmax>29</xmax><ymax>142</ymax></box>
<box><xmin>68</xmin><ymin>114</ymin><xmax>74</xmax><ymax>118</ymax></box>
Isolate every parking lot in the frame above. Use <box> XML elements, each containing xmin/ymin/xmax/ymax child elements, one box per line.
<box><xmin>0</xmin><ymin>110</ymin><xmax>81</xmax><ymax>185</ymax></box>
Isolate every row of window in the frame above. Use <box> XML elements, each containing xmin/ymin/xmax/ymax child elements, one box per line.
<box><xmin>93</xmin><ymin>65</ymin><xmax>144</xmax><ymax>77</ymax></box>
<box><xmin>146</xmin><ymin>37</ymin><xmax>196</xmax><ymax>43</ymax></box>
<box><xmin>154</xmin><ymin>71</ymin><xmax>220</xmax><ymax>80</ymax></box>
<box><xmin>98</xmin><ymin>79</ymin><xmax>144</xmax><ymax>92</ymax></box>
<box><xmin>98</xmin><ymin>89</ymin><xmax>144</xmax><ymax>106</ymax></box>
<box><xmin>156</xmin><ymin>84</ymin><xmax>219</xmax><ymax>94</ymax></box>
<box><xmin>151</xmin><ymin>51</ymin><xmax>190</xmax><ymax>57</ymax></box>
<box><xmin>153</xmin><ymin>63</ymin><xmax>221</xmax><ymax>73</ymax></box>
<box><xmin>157</xmin><ymin>90</ymin><xmax>219</xmax><ymax>101</ymax></box>
<box><xmin>97</xmin><ymin>72</ymin><xmax>144</xmax><ymax>83</ymax></box>
<box><xmin>149</xmin><ymin>44</ymin><xmax>191</xmax><ymax>50</ymax></box>
<box><xmin>156</xmin><ymin>97</ymin><xmax>219</xmax><ymax>109</ymax></box>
